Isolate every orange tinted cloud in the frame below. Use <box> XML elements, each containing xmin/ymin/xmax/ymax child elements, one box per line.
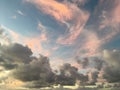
<box><xmin>26</xmin><ymin>0</ymin><xmax>72</xmax><ymax>22</ymax></box>
<box><xmin>57</xmin><ymin>10</ymin><xmax>89</xmax><ymax>45</ymax></box>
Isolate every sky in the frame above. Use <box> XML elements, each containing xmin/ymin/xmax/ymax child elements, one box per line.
<box><xmin>0</xmin><ymin>0</ymin><xmax>120</xmax><ymax>89</ymax></box>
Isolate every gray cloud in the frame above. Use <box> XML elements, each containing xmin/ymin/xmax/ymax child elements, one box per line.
<box><xmin>12</xmin><ymin>55</ymin><xmax>54</xmax><ymax>88</ymax></box>
<box><xmin>92</xmin><ymin>57</ymin><xmax>104</xmax><ymax>70</ymax></box>
<box><xmin>88</xmin><ymin>71</ymin><xmax>99</xmax><ymax>85</ymax></box>
<box><xmin>56</xmin><ymin>63</ymin><xmax>88</xmax><ymax>85</ymax></box>
<box><xmin>77</xmin><ymin>57</ymin><xmax>89</xmax><ymax>69</ymax></box>
<box><xmin>0</xmin><ymin>43</ymin><xmax>33</xmax><ymax>65</ymax></box>
<box><xmin>103</xmin><ymin>50</ymin><xmax>120</xmax><ymax>82</ymax></box>
<box><xmin>1</xmin><ymin>42</ymin><xmax>120</xmax><ymax>88</ymax></box>
<box><xmin>0</xmin><ymin>42</ymin><xmax>56</xmax><ymax>88</ymax></box>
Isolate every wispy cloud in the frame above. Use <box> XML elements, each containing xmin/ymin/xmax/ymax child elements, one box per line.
<box><xmin>57</xmin><ymin>10</ymin><xmax>90</xmax><ymax>45</ymax></box>
<box><xmin>74</xmin><ymin>30</ymin><xmax>101</xmax><ymax>57</ymax></box>
<box><xmin>16</xmin><ymin>10</ymin><xmax>25</xmax><ymax>16</ymax></box>
<box><xmin>0</xmin><ymin>25</ymin><xmax>19</xmax><ymax>45</ymax></box>
<box><xmin>26</xmin><ymin>0</ymin><xmax>72</xmax><ymax>22</ymax></box>
<box><xmin>97</xmin><ymin>0</ymin><xmax>120</xmax><ymax>40</ymax></box>
<box><xmin>25</xmin><ymin>0</ymin><xmax>90</xmax><ymax>45</ymax></box>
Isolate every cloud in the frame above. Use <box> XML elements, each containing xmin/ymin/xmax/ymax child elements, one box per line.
<box><xmin>76</xmin><ymin>57</ymin><xmax>89</xmax><ymax>69</ymax></box>
<box><xmin>3</xmin><ymin>77</ymin><xmax>25</xmax><ymax>89</ymax></box>
<box><xmin>92</xmin><ymin>57</ymin><xmax>104</xmax><ymax>71</ymax></box>
<box><xmin>26</xmin><ymin>0</ymin><xmax>72</xmax><ymax>22</ymax></box>
<box><xmin>0</xmin><ymin>43</ymin><xmax>33</xmax><ymax>65</ymax></box>
<box><xmin>71</xmin><ymin>0</ymin><xmax>120</xmax><ymax>58</ymax></box>
<box><xmin>25</xmin><ymin>0</ymin><xmax>90</xmax><ymax>45</ymax></box>
<box><xmin>75</xmin><ymin>30</ymin><xmax>101</xmax><ymax>57</ymax></box>
<box><xmin>16</xmin><ymin>10</ymin><xmax>25</xmax><ymax>16</ymax></box>
<box><xmin>88</xmin><ymin>70</ymin><xmax>99</xmax><ymax>84</ymax></box>
<box><xmin>0</xmin><ymin>25</ymin><xmax>13</xmax><ymax>45</ymax></box>
<box><xmin>12</xmin><ymin>55</ymin><xmax>53</xmax><ymax>83</ymax></box>
<box><xmin>0</xmin><ymin>43</ymin><xmax>34</xmax><ymax>88</ymax></box>
<box><xmin>82</xmin><ymin>32</ymin><xmax>101</xmax><ymax>56</ymax></box>
<box><xmin>93</xmin><ymin>0</ymin><xmax>120</xmax><ymax>42</ymax></box>
<box><xmin>0</xmin><ymin>25</ymin><xmax>49</xmax><ymax>56</ymax></box>
<box><xmin>38</xmin><ymin>22</ymin><xmax>46</xmax><ymax>32</ymax></box>
<box><xmin>55</xmin><ymin>63</ymin><xmax>88</xmax><ymax>85</ymax></box>
<box><xmin>57</xmin><ymin>9</ymin><xmax>89</xmax><ymax>45</ymax></box>
<box><xmin>99</xmin><ymin>0</ymin><xmax>120</xmax><ymax>25</ymax></box>
<box><xmin>76</xmin><ymin>56</ymin><xmax>104</xmax><ymax>71</ymax></box>
<box><xmin>103</xmin><ymin>50</ymin><xmax>120</xmax><ymax>68</ymax></box>
<box><xmin>0</xmin><ymin>43</ymin><xmax>54</xmax><ymax>88</ymax></box>
<box><xmin>103</xmin><ymin>50</ymin><xmax>120</xmax><ymax>82</ymax></box>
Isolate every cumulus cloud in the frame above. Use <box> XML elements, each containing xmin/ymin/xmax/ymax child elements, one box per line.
<box><xmin>55</xmin><ymin>63</ymin><xmax>88</xmax><ymax>85</ymax></box>
<box><xmin>0</xmin><ymin>42</ymin><xmax>89</xmax><ymax>87</ymax></box>
<box><xmin>0</xmin><ymin>43</ymin><xmax>33</xmax><ymax>70</ymax></box>
<box><xmin>88</xmin><ymin>70</ymin><xmax>99</xmax><ymax>84</ymax></box>
<box><xmin>12</xmin><ymin>55</ymin><xmax>54</xmax><ymax>87</ymax></box>
<box><xmin>76</xmin><ymin>57</ymin><xmax>89</xmax><ymax>69</ymax></box>
<box><xmin>92</xmin><ymin>57</ymin><xmax>104</xmax><ymax>71</ymax></box>
<box><xmin>103</xmin><ymin>50</ymin><xmax>120</xmax><ymax>82</ymax></box>
<box><xmin>0</xmin><ymin>43</ymin><xmax>54</xmax><ymax>88</ymax></box>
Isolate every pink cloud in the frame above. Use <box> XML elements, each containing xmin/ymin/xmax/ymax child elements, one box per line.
<box><xmin>111</xmin><ymin>0</ymin><xmax>120</xmax><ymax>23</ymax></box>
<box><xmin>25</xmin><ymin>0</ymin><xmax>90</xmax><ymax>45</ymax></box>
<box><xmin>98</xmin><ymin>0</ymin><xmax>120</xmax><ymax>43</ymax></box>
<box><xmin>26</xmin><ymin>0</ymin><xmax>72</xmax><ymax>22</ymax></box>
<box><xmin>57</xmin><ymin>10</ymin><xmax>90</xmax><ymax>45</ymax></box>
<box><xmin>76</xmin><ymin>31</ymin><xmax>101</xmax><ymax>57</ymax></box>
<box><xmin>0</xmin><ymin>25</ymin><xmax>50</xmax><ymax>57</ymax></box>
<box><xmin>98</xmin><ymin>0</ymin><xmax>120</xmax><ymax>29</ymax></box>
<box><xmin>51</xmin><ymin>46</ymin><xmax>59</xmax><ymax>51</ymax></box>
